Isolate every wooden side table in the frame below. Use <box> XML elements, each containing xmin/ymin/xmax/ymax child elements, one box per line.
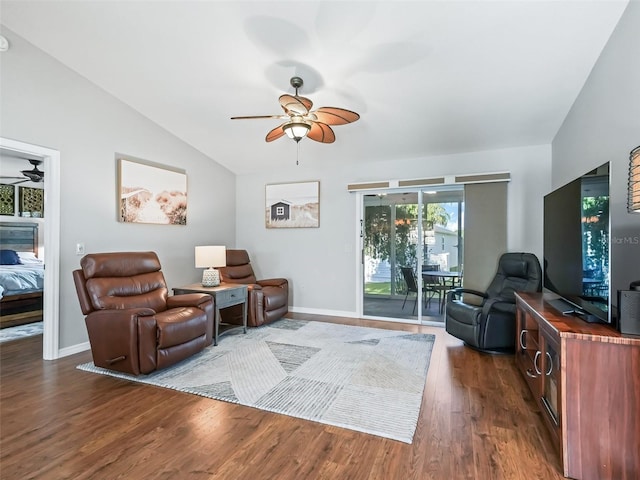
<box><xmin>172</xmin><ymin>283</ymin><xmax>248</xmax><ymax>346</ymax></box>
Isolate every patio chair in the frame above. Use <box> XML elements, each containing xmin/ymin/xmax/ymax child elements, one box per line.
<box><xmin>400</xmin><ymin>267</ymin><xmax>433</xmax><ymax>315</ymax></box>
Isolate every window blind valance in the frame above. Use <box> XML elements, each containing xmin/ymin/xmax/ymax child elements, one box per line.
<box><xmin>347</xmin><ymin>172</ymin><xmax>509</xmax><ymax>192</ymax></box>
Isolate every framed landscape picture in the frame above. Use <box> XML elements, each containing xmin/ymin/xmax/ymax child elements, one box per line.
<box><xmin>118</xmin><ymin>158</ymin><xmax>187</xmax><ymax>225</ymax></box>
<box><xmin>265</xmin><ymin>181</ymin><xmax>319</xmax><ymax>228</ymax></box>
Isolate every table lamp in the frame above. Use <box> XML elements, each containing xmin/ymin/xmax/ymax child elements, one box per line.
<box><xmin>195</xmin><ymin>245</ymin><xmax>226</xmax><ymax>287</ymax></box>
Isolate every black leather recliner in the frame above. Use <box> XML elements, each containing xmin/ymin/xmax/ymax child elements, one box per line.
<box><xmin>445</xmin><ymin>252</ymin><xmax>542</xmax><ymax>353</ymax></box>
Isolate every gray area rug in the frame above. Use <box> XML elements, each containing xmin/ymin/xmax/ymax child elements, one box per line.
<box><xmin>77</xmin><ymin>319</ymin><xmax>435</xmax><ymax>443</ymax></box>
<box><xmin>0</xmin><ymin>321</ymin><xmax>43</xmax><ymax>343</ymax></box>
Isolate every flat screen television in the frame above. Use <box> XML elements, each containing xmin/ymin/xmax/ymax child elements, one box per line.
<box><xmin>543</xmin><ymin>162</ymin><xmax>610</xmax><ymax>323</ymax></box>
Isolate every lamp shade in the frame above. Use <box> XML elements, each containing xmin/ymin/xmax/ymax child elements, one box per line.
<box><xmin>283</xmin><ymin>121</ymin><xmax>310</xmax><ymax>142</ymax></box>
<box><xmin>629</xmin><ymin>146</ymin><xmax>640</xmax><ymax>213</ymax></box>
<box><xmin>195</xmin><ymin>245</ymin><xmax>226</xmax><ymax>268</ymax></box>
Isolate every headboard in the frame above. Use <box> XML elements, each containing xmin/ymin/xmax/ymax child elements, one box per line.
<box><xmin>0</xmin><ymin>222</ymin><xmax>39</xmax><ymax>254</ymax></box>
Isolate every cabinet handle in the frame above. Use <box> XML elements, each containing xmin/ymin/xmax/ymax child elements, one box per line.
<box><xmin>526</xmin><ymin>368</ymin><xmax>538</xmax><ymax>378</ymax></box>
<box><xmin>545</xmin><ymin>351</ymin><xmax>553</xmax><ymax>376</ymax></box>
<box><xmin>519</xmin><ymin>329</ymin><xmax>527</xmax><ymax>350</ymax></box>
<box><xmin>534</xmin><ymin>351</ymin><xmax>542</xmax><ymax>375</ymax></box>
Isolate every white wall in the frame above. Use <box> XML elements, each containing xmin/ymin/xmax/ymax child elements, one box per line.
<box><xmin>236</xmin><ymin>144</ymin><xmax>551</xmax><ymax>315</ymax></box>
<box><xmin>552</xmin><ymin>1</ymin><xmax>640</xmax><ymax>304</ymax></box>
<box><xmin>0</xmin><ymin>28</ymin><xmax>236</xmax><ymax>349</ymax></box>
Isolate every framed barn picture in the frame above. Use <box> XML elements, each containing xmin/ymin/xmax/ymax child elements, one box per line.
<box><xmin>265</xmin><ymin>181</ymin><xmax>319</xmax><ymax>228</ymax></box>
<box><xmin>118</xmin><ymin>158</ymin><xmax>187</xmax><ymax>225</ymax></box>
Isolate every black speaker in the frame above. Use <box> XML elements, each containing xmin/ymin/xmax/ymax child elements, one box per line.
<box><xmin>617</xmin><ymin>290</ymin><xmax>640</xmax><ymax>336</ymax></box>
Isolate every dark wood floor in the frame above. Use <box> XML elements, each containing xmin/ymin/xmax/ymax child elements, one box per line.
<box><xmin>0</xmin><ymin>313</ymin><xmax>565</xmax><ymax>480</ymax></box>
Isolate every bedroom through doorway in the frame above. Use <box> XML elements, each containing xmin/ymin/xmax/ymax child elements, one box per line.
<box><xmin>0</xmin><ymin>137</ymin><xmax>60</xmax><ymax>360</ymax></box>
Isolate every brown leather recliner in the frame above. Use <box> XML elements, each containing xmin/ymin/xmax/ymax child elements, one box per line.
<box><xmin>218</xmin><ymin>249</ymin><xmax>288</xmax><ymax>327</ymax></box>
<box><xmin>73</xmin><ymin>251</ymin><xmax>214</xmax><ymax>375</ymax></box>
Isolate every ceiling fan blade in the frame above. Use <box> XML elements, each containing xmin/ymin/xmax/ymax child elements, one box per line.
<box><xmin>266</xmin><ymin>124</ymin><xmax>287</xmax><ymax>142</ymax></box>
<box><xmin>24</xmin><ymin>176</ymin><xmax>44</xmax><ymax>182</ymax></box>
<box><xmin>1</xmin><ymin>178</ymin><xmax>29</xmax><ymax>185</ymax></box>
<box><xmin>0</xmin><ymin>176</ymin><xmax>29</xmax><ymax>185</ymax></box>
<box><xmin>279</xmin><ymin>94</ymin><xmax>312</xmax><ymax>115</ymax></box>
<box><xmin>312</xmin><ymin>107</ymin><xmax>360</xmax><ymax>126</ymax></box>
<box><xmin>307</xmin><ymin>122</ymin><xmax>336</xmax><ymax>144</ymax></box>
<box><xmin>231</xmin><ymin>114</ymin><xmax>287</xmax><ymax>120</ymax></box>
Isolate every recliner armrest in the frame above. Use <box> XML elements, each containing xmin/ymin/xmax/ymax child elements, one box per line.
<box><xmin>167</xmin><ymin>293</ymin><xmax>213</xmax><ymax>309</ymax></box>
<box><xmin>86</xmin><ymin>307</ymin><xmax>156</xmax><ymax>324</ymax></box>
<box><xmin>455</xmin><ymin>288</ymin><xmax>487</xmax><ymax>297</ymax></box>
<box><xmin>446</xmin><ymin>288</ymin><xmax>487</xmax><ymax>303</ymax></box>
<box><xmin>257</xmin><ymin>278</ymin><xmax>288</xmax><ymax>288</ymax></box>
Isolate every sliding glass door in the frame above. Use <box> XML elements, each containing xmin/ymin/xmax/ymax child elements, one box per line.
<box><xmin>363</xmin><ymin>193</ymin><xmax>418</xmax><ymax>316</ymax></box>
<box><xmin>421</xmin><ymin>190</ymin><xmax>464</xmax><ymax>317</ymax></box>
<box><xmin>362</xmin><ymin>188</ymin><xmax>464</xmax><ymax>324</ymax></box>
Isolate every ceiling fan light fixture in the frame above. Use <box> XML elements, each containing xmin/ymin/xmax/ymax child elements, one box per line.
<box><xmin>283</xmin><ymin>121</ymin><xmax>311</xmax><ymax>142</ymax></box>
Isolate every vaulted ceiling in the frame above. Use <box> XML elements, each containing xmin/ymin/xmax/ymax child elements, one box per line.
<box><xmin>0</xmin><ymin>1</ymin><xmax>629</xmax><ymax>174</ymax></box>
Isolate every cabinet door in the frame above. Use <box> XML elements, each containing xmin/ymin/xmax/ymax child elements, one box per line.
<box><xmin>539</xmin><ymin>331</ymin><xmax>562</xmax><ymax>448</ymax></box>
<box><xmin>515</xmin><ymin>305</ymin><xmax>541</xmax><ymax>396</ymax></box>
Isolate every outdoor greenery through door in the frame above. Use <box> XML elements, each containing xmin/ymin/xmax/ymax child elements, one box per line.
<box><xmin>362</xmin><ymin>189</ymin><xmax>464</xmax><ymax>323</ymax></box>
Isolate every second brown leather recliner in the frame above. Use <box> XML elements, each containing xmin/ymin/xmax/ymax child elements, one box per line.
<box><xmin>218</xmin><ymin>249</ymin><xmax>288</xmax><ymax>327</ymax></box>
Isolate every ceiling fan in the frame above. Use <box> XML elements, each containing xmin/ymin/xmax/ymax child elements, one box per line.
<box><xmin>231</xmin><ymin>76</ymin><xmax>360</xmax><ymax>144</ymax></box>
<box><xmin>0</xmin><ymin>159</ymin><xmax>45</xmax><ymax>184</ymax></box>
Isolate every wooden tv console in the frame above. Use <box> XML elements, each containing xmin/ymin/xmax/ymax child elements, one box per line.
<box><xmin>515</xmin><ymin>292</ymin><xmax>640</xmax><ymax>480</ymax></box>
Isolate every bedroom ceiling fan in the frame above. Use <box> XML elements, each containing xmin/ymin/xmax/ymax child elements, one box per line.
<box><xmin>231</xmin><ymin>76</ymin><xmax>360</xmax><ymax>144</ymax></box>
<box><xmin>0</xmin><ymin>159</ymin><xmax>45</xmax><ymax>184</ymax></box>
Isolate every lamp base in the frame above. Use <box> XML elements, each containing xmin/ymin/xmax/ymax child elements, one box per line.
<box><xmin>202</xmin><ymin>268</ymin><xmax>220</xmax><ymax>287</ymax></box>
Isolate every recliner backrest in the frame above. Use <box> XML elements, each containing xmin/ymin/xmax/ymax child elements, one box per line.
<box><xmin>220</xmin><ymin>249</ymin><xmax>257</xmax><ymax>284</ymax></box>
<box><xmin>485</xmin><ymin>253</ymin><xmax>542</xmax><ymax>302</ymax></box>
<box><xmin>78</xmin><ymin>251</ymin><xmax>169</xmax><ymax>313</ymax></box>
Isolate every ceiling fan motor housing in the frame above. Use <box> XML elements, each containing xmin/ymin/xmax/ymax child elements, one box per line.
<box><xmin>290</xmin><ymin>76</ymin><xmax>304</xmax><ymax>91</ymax></box>
<box><xmin>22</xmin><ymin>159</ymin><xmax>45</xmax><ymax>181</ymax></box>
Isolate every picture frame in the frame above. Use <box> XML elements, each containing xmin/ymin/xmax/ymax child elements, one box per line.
<box><xmin>118</xmin><ymin>157</ymin><xmax>187</xmax><ymax>225</ymax></box>
<box><xmin>265</xmin><ymin>181</ymin><xmax>319</xmax><ymax>229</ymax></box>
<box><xmin>0</xmin><ymin>184</ymin><xmax>15</xmax><ymax>216</ymax></box>
<box><xmin>18</xmin><ymin>186</ymin><xmax>44</xmax><ymax>218</ymax></box>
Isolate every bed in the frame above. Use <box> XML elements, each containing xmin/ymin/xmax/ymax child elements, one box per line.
<box><xmin>0</xmin><ymin>222</ymin><xmax>44</xmax><ymax>328</ymax></box>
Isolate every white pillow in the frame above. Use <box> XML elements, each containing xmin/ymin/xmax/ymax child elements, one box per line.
<box><xmin>17</xmin><ymin>251</ymin><xmax>44</xmax><ymax>264</ymax></box>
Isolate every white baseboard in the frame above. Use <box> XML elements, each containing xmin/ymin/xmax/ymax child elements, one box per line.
<box><xmin>288</xmin><ymin>306</ymin><xmax>359</xmax><ymax>318</ymax></box>
<box><xmin>56</xmin><ymin>341</ymin><xmax>90</xmax><ymax>359</ymax></box>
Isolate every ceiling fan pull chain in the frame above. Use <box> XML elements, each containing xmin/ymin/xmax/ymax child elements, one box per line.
<box><xmin>296</xmin><ymin>141</ymin><xmax>300</xmax><ymax>165</ymax></box>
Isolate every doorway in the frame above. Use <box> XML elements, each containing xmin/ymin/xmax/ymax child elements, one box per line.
<box><xmin>0</xmin><ymin>137</ymin><xmax>60</xmax><ymax>360</ymax></box>
<box><xmin>360</xmin><ymin>187</ymin><xmax>464</xmax><ymax>325</ymax></box>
